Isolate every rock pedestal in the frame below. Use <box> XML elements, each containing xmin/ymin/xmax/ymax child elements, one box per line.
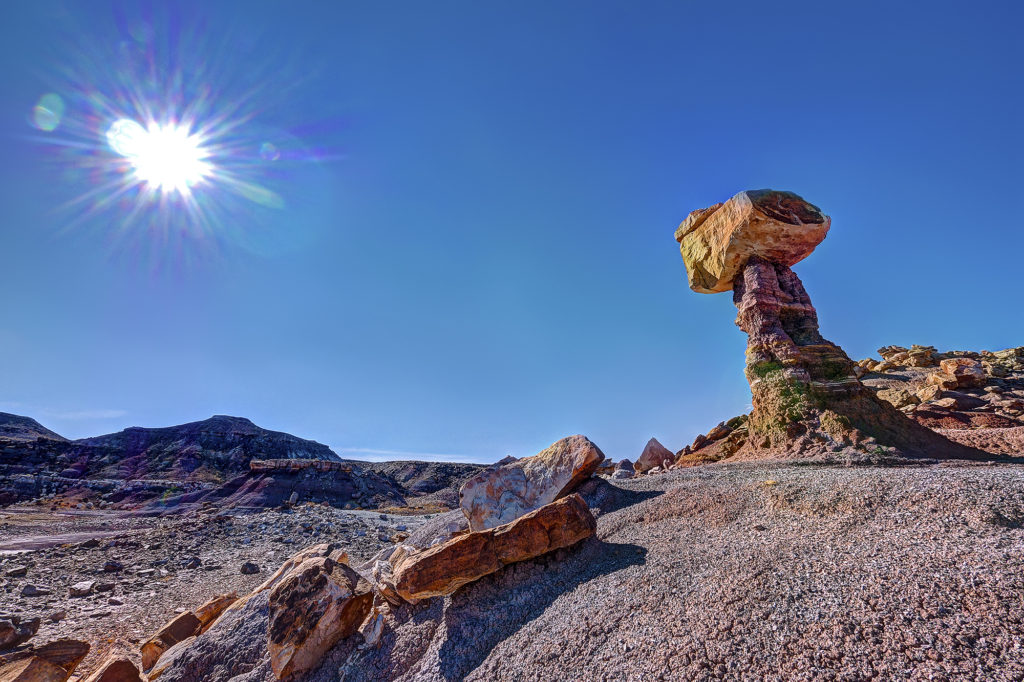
<box><xmin>678</xmin><ymin>190</ymin><xmax>987</xmax><ymax>460</ymax></box>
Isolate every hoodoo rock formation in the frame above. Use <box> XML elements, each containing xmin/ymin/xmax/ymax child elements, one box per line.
<box><xmin>676</xmin><ymin>189</ymin><xmax>987</xmax><ymax>460</ymax></box>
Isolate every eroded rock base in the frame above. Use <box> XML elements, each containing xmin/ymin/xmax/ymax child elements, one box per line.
<box><xmin>733</xmin><ymin>257</ymin><xmax>985</xmax><ymax>460</ymax></box>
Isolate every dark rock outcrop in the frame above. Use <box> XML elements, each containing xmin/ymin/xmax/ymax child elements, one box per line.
<box><xmin>72</xmin><ymin>416</ymin><xmax>340</xmax><ymax>483</ymax></box>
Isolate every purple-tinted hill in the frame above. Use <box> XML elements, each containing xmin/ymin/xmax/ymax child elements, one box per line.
<box><xmin>69</xmin><ymin>415</ymin><xmax>341</xmax><ymax>483</ymax></box>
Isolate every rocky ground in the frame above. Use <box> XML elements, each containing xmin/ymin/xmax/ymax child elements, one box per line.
<box><xmin>0</xmin><ymin>503</ymin><xmax>433</xmax><ymax>677</ymax></box>
<box><xmin>327</xmin><ymin>461</ymin><xmax>1024</xmax><ymax>681</ymax></box>
<box><xmin>4</xmin><ymin>461</ymin><xmax>1024</xmax><ymax>680</ymax></box>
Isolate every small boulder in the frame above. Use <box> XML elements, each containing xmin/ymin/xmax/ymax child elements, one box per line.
<box><xmin>459</xmin><ymin>434</ymin><xmax>604</xmax><ymax>531</ymax></box>
<box><xmin>19</xmin><ymin>584</ymin><xmax>51</xmax><ymax>598</ymax></box>
<box><xmin>239</xmin><ymin>562</ymin><xmax>259</xmax><ymax>575</ymax></box>
<box><xmin>69</xmin><ymin>581</ymin><xmax>95</xmax><ymax>598</ymax></box>
<box><xmin>267</xmin><ymin>557</ymin><xmax>373</xmax><ymax>679</ymax></box>
<box><xmin>706</xmin><ymin>423</ymin><xmax>732</xmax><ymax>441</ymax></box>
<box><xmin>926</xmin><ymin>372</ymin><xmax>960</xmax><ymax>390</ymax></box>
<box><xmin>102</xmin><ymin>560</ymin><xmax>123</xmax><ymax>573</ymax></box>
<box><xmin>634</xmin><ymin>438</ymin><xmax>674</xmax><ymax>474</ymax></box>
<box><xmin>939</xmin><ymin>357</ymin><xmax>986</xmax><ymax>389</ymax></box>
<box><xmin>877</xmin><ymin>387</ymin><xmax>920</xmax><ymax>409</ymax></box>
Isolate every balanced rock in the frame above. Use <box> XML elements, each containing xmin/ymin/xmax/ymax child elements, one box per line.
<box><xmin>140</xmin><ymin>612</ymin><xmax>200</xmax><ymax>671</ymax></box>
<box><xmin>675</xmin><ymin>190</ymin><xmax>987</xmax><ymax>461</ymax></box>
<box><xmin>634</xmin><ymin>439</ymin><xmax>673</xmax><ymax>473</ymax></box>
<box><xmin>674</xmin><ymin>189</ymin><xmax>830</xmax><ymax>293</ymax></box>
<box><xmin>392</xmin><ymin>493</ymin><xmax>596</xmax><ymax>601</ymax></box>
<box><xmin>459</xmin><ymin>435</ymin><xmax>604</xmax><ymax>531</ymax></box>
<box><xmin>267</xmin><ymin>556</ymin><xmax>372</xmax><ymax>680</ymax></box>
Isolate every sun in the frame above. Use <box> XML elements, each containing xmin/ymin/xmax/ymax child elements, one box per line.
<box><xmin>106</xmin><ymin>118</ymin><xmax>212</xmax><ymax>196</ymax></box>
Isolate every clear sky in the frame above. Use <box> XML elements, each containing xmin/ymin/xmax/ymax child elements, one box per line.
<box><xmin>1</xmin><ymin>1</ymin><xmax>1021</xmax><ymax>463</ymax></box>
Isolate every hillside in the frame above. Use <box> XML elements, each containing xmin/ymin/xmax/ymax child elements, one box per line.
<box><xmin>0</xmin><ymin>412</ymin><xmax>66</xmax><ymax>442</ymax></box>
<box><xmin>1</xmin><ymin>415</ymin><xmax>475</xmax><ymax>510</ymax></box>
<box><xmin>70</xmin><ymin>415</ymin><xmax>341</xmax><ymax>483</ymax></box>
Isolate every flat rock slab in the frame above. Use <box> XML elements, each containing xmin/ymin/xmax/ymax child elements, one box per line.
<box><xmin>393</xmin><ymin>493</ymin><xmax>596</xmax><ymax>601</ymax></box>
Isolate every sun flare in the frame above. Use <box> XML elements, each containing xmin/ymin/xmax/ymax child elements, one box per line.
<box><xmin>106</xmin><ymin>118</ymin><xmax>212</xmax><ymax>196</ymax></box>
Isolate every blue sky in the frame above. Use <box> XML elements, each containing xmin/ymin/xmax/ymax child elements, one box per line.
<box><xmin>1</xmin><ymin>1</ymin><xmax>1021</xmax><ymax>463</ymax></box>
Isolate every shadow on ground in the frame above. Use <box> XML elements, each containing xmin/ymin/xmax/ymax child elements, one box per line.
<box><xmin>578</xmin><ymin>477</ymin><xmax>663</xmax><ymax>516</ymax></box>
<box><xmin>436</xmin><ymin>538</ymin><xmax>647</xmax><ymax>681</ymax></box>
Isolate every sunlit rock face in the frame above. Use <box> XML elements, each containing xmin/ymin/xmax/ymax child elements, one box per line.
<box><xmin>675</xmin><ymin>189</ymin><xmax>829</xmax><ymax>294</ymax></box>
<box><xmin>391</xmin><ymin>494</ymin><xmax>596</xmax><ymax>601</ymax></box>
<box><xmin>459</xmin><ymin>435</ymin><xmax>604</xmax><ymax>532</ymax></box>
<box><xmin>678</xmin><ymin>191</ymin><xmax>986</xmax><ymax>460</ymax></box>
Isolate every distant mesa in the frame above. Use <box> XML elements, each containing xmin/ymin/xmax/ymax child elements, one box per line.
<box><xmin>0</xmin><ymin>412</ymin><xmax>486</xmax><ymax>512</ymax></box>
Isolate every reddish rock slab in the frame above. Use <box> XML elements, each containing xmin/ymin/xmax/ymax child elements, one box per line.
<box><xmin>140</xmin><ymin>612</ymin><xmax>200</xmax><ymax>671</ymax></box>
<box><xmin>0</xmin><ymin>656</ymin><xmax>68</xmax><ymax>682</ymax></box>
<box><xmin>393</xmin><ymin>493</ymin><xmax>596</xmax><ymax>601</ymax></box>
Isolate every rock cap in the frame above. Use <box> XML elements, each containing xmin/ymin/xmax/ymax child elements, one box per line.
<box><xmin>675</xmin><ymin>189</ymin><xmax>829</xmax><ymax>293</ymax></box>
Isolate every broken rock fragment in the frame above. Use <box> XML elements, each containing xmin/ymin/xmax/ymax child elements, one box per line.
<box><xmin>140</xmin><ymin>612</ymin><xmax>200</xmax><ymax>671</ymax></box>
<box><xmin>192</xmin><ymin>592</ymin><xmax>237</xmax><ymax>633</ymax></box>
<box><xmin>267</xmin><ymin>556</ymin><xmax>373</xmax><ymax>680</ymax></box>
<box><xmin>82</xmin><ymin>657</ymin><xmax>142</xmax><ymax>682</ymax></box>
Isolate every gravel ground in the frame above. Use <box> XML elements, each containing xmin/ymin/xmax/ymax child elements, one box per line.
<box><xmin>330</xmin><ymin>462</ymin><xmax>1024</xmax><ymax>682</ymax></box>
<box><xmin>0</xmin><ymin>504</ymin><xmax>431</xmax><ymax>676</ymax></box>
<box><xmin>8</xmin><ymin>462</ymin><xmax>1024</xmax><ymax>681</ymax></box>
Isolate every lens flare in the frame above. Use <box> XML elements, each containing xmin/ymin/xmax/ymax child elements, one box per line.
<box><xmin>32</xmin><ymin>93</ymin><xmax>65</xmax><ymax>132</ymax></box>
<box><xmin>106</xmin><ymin>118</ymin><xmax>211</xmax><ymax>195</ymax></box>
<box><xmin>27</xmin><ymin>3</ymin><xmax>347</xmax><ymax>269</ymax></box>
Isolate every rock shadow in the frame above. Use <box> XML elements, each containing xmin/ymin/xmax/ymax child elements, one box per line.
<box><xmin>436</xmin><ymin>537</ymin><xmax>647</xmax><ymax>681</ymax></box>
<box><xmin>577</xmin><ymin>477</ymin><xmax>663</xmax><ymax>515</ymax></box>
